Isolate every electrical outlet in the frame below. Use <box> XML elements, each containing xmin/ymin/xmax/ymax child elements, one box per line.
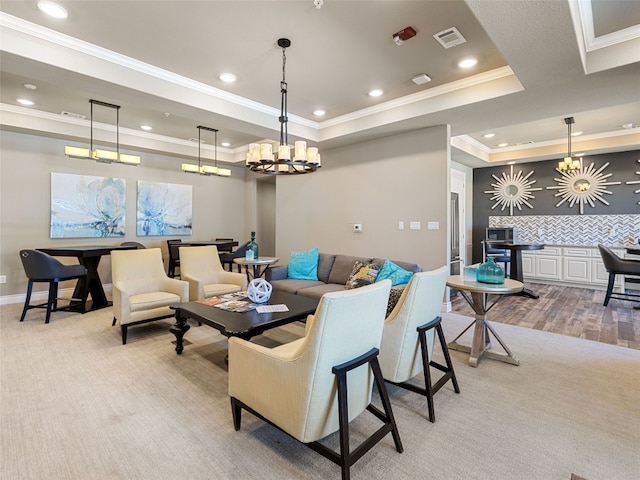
<box><xmin>0</xmin><ymin>275</ymin><xmax>6</xmax><ymax>284</ymax></box>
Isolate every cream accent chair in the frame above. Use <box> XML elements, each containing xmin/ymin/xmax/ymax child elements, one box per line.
<box><xmin>229</xmin><ymin>280</ymin><xmax>402</xmax><ymax>480</ymax></box>
<box><xmin>179</xmin><ymin>246</ymin><xmax>248</xmax><ymax>301</ymax></box>
<box><xmin>111</xmin><ymin>248</ymin><xmax>188</xmax><ymax>345</ymax></box>
<box><xmin>378</xmin><ymin>266</ymin><xmax>460</xmax><ymax>422</ymax></box>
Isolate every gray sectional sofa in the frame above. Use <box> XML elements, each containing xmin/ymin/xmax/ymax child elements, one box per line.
<box><xmin>265</xmin><ymin>253</ymin><xmax>422</xmax><ymax>313</ymax></box>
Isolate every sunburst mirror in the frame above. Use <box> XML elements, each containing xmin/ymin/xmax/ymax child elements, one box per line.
<box><xmin>546</xmin><ymin>159</ymin><xmax>621</xmax><ymax>214</ymax></box>
<box><xmin>484</xmin><ymin>164</ymin><xmax>542</xmax><ymax>216</ymax></box>
<box><xmin>625</xmin><ymin>159</ymin><xmax>640</xmax><ymax>205</ymax></box>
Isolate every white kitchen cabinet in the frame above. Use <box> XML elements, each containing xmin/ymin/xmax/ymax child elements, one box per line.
<box><xmin>522</xmin><ymin>245</ymin><xmax>624</xmax><ymax>291</ymax></box>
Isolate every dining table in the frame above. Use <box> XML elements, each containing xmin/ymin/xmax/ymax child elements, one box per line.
<box><xmin>37</xmin><ymin>244</ymin><xmax>137</xmax><ymax>313</ymax></box>
<box><xmin>488</xmin><ymin>242</ymin><xmax>544</xmax><ymax>299</ymax></box>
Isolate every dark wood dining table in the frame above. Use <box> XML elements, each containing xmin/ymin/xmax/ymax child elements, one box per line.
<box><xmin>488</xmin><ymin>242</ymin><xmax>545</xmax><ymax>299</ymax></box>
<box><xmin>37</xmin><ymin>245</ymin><xmax>136</xmax><ymax>313</ymax></box>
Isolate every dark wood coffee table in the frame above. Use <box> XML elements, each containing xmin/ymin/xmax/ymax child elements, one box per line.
<box><xmin>169</xmin><ymin>291</ymin><xmax>318</xmax><ymax>355</ymax></box>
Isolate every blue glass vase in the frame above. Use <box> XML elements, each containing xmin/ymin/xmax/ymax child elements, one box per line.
<box><xmin>476</xmin><ymin>257</ymin><xmax>505</xmax><ymax>284</ymax></box>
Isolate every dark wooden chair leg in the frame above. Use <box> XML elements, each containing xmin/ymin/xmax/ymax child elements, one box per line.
<box><xmin>231</xmin><ymin>397</ymin><xmax>242</xmax><ymax>430</ymax></box>
<box><xmin>45</xmin><ymin>281</ymin><xmax>57</xmax><ymax>324</ymax></box>
<box><xmin>604</xmin><ymin>273</ymin><xmax>616</xmax><ymax>306</ymax></box>
<box><xmin>20</xmin><ymin>280</ymin><xmax>34</xmax><ymax>322</ymax></box>
<box><xmin>112</xmin><ymin>317</ymin><xmax>117</xmax><ymax>326</ymax></box>
<box><xmin>386</xmin><ymin>316</ymin><xmax>460</xmax><ymax>423</ymax></box>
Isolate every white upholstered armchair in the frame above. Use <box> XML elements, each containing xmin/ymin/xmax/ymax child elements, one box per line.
<box><xmin>378</xmin><ymin>266</ymin><xmax>460</xmax><ymax>422</ymax></box>
<box><xmin>111</xmin><ymin>248</ymin><xmax>188</xmax><ymax>344</ymax></box>
<box><xmin>179</xmin><ymin>246</ymin><xmax>247</xmax><ymax>301</ymax></box>
<box><xmin>228</xmin><ymin>280</ymin><xmax>402</xmax><ymax>480</ymax></box>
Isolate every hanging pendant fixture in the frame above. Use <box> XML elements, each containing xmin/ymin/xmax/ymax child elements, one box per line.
<box><xmin>246</xmin><ymin>38</ymin><xmax>321</xmax><ymax>175</ymax></box>
<box><xmin>64</xmin><ymin>99</ymin><xmax>141</xmax><ymax>165</ymax></box>
<box><xmin>181</xmin><ymin>126</ymin><xmax>231</xmax><ymax>177</ymax></box>
<box><xmin>557</xmin><ymin>117</ymin><xmax>580</xmax><ymax>172</ymax></box>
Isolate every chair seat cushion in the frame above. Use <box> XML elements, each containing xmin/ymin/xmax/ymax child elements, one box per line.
<box><xmin>129</xmin><ymin>291</ymin><xmax>182</xmax><ymax>312</ymax></box>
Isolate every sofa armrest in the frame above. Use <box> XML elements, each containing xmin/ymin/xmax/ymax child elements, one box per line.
<box><xmin>266</xmin><ymin>265</ymin><xmax>288</xmax><ymax>281</ymax></box>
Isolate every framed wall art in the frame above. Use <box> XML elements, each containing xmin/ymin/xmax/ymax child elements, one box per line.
<box><xmin>136</xmin><ymin>181</ymin><xmax>192</xmax><ymax>236</ymax></box>
<box><xmin>50</xmin><ymin>173</ymin><xmax>126</xmax><ymax>238</ymax></box>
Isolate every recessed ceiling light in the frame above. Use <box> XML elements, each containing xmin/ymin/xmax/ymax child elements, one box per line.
<box><xmin>368</xmin><ymin>89</ymin><xmax>384</xmax><ymax>97</ymax></box>
<box><xmin>23</xmin><ymin>83</ymin><xmax>37</xmax><ymax>90</ymax></box>
<box><xmin>17</xmin><ymin>98</ymin><xmax>34</xmax><ymax>106</ymax></box>
<box><xmin>483</xmin><ymin>133</ymin><xmax>495</xmax><ymax>138</ymax></box>
<box><xmin>221</xmin><ymin>142</ymin><xmax>231</xmax><ymax>147</ymax></box>
<box><xmin>37</xmin><ymin>1</ymin><xmax>68</xmax><ymax>19</ymax></box>
<box><xmin>140</xmin><ymin>125</ymin><xmax>152</xmax><ymax>131</ymax></box>
<box><xmin>458</xmin><ymin>57</ymin><xmax>477</xmax><ymax>69</ymax></box>
<box><xmin>571</xmin><ymin>131</ymin><xmax>583</xmax><ymax>136</ymax></box>
<box><xmin>219</xmin><ymin>73</ymin><xmax>236</xmax><ymax>83</ymax></box>
<box><xmin>313</xmin><ymin>109</ymin><xmax>326</xmax><ymax>117</ymax></box>
<box><xmin>497</xmin><ymin>142</ymin><xmax>509</xmax><ymax>147</ymax></box>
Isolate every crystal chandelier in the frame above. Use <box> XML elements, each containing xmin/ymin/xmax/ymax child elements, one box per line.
<box><xmin>246</xmin><ymin>38</ymin><xmax>321</xmax><ymax>175</ymax></box>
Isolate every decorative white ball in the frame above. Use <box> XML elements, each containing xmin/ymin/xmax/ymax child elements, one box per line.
<box><xmin>247</xmin><ymin>278</ymin><xmax>273</xmax><ymax>304</ymax></box>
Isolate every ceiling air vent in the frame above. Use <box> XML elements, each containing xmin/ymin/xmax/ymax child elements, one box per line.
<box><xmin>433</xmin><ymin>27</ymin><xmax>466</xmax><ymax>49</ymax></box>
<box><xmin>61</xmin><ymin>111</ymin><xmax>86</xmax><ymax>119</ymax></box>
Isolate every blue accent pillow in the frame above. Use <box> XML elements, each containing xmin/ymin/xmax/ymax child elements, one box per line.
<box><xmin>375</xmin><ymin>260</ymin><xmax>414</xmax><ymax>286</ymax></box>
<box><xmin>288</xmin><ymin>248</ymin><xmax>319</xmax><ymax>280</ymax></box>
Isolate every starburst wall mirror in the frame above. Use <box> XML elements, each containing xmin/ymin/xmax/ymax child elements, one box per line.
<box><xmin>484</xmin><ymin>164</ymin><xmax>542</xmax><ymax>216</ymax></box>
<box><xmin>546</xmin><ymin>159</ymin><xmax>621</xmax><ymax>214</ymax></box>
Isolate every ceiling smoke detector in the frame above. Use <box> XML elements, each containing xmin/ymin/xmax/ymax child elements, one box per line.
<box><xmin>433</xmin><ymin>27</ymin><xmax>466</xmax><ymax>49</ymax></box>
<box><xmin>393</xmin><ymin>26</ymin><xmax>417</xmax><ymax>46</ymax></box>
<box><xmin>412</xmin><ymin>74</ymin><xmax>431</xmax><ymax>85</ymax></box>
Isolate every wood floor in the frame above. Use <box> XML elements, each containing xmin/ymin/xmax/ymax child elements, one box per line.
<box><xmin>450</xmin><ymin>282</ymin><xmax>640</xmax><ymax>350</ymax></box>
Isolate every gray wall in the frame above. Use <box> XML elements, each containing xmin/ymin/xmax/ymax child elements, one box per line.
<box><xmin>471</xmin><ymin>150</ymin><xmax>640</xmax><ymax>262</ymax></box>
<box><xmin>0</xmin><ymin>130</ymin><xmax>247</xmax><ymax>298</ymax></box>
<box><xmin>273</xmin><ymin>126</ymin><xmax>451</xmax><ymax>272</ymax></box>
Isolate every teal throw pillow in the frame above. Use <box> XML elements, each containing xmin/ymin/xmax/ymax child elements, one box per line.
<box><xmin>376</xmin><ymin>260</ymin><xmax>414</xmax><ymax>286</ymax></box>
<box><xmin>288</xmin><ymin>248</ymin><xmax>319</xmax><ymax>280</ymax></box>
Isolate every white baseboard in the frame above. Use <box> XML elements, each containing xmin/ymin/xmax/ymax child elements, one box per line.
<box><xmin>0</xmin><ymin>284</ymin><xmax>113</xmax><ymax>306</ymax></box>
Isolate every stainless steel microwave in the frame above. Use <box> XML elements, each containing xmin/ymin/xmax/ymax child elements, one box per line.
<box><xmin>486</xmin><ymin>227</ymin><xmax>518</xmax><ymax>242</ymax></box>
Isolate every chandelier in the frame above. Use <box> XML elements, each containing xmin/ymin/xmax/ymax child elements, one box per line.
<box><xmin>246</xmin><ymin>38</ymin><xmax>321</xmax><ymax>175</ymax></box>
<box><xmin>181</xmin><ymin>126</ymin><xmax>231</xmax><ymax>177</ymax></box>
<box><xmin>557</xmin><ymin>117</ymin><xmax>580</xmax><ymax>172</ymax></box>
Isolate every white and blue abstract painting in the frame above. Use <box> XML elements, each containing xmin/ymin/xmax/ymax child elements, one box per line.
<box><xmin>50</xmin><ymin>173</ymin><xmax>126</xmax><ymax>238</ymax></box>
<box><xmin>137</xmin><ymin>181</ymin><xmax>192</xmax><ymax>236</ymax></box>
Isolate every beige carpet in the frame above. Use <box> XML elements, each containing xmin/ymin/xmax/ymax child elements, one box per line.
<box><xmin>1</xmin><ymin>303</ymin><xmax>639</xmax><ymax>480</ymax></box>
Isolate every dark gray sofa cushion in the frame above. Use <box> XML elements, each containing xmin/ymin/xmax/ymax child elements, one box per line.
<box><xmin>327</xmin><ymin>255</ymin><xmax>373</xmax><ymax>285</ymax></box>
<box><xmin>295</xmin><ymin>283</ymin><xmax>347</xmax><ymax>299</ymax></box>
<box><xmin>269</xmin><ymin>279</ymin><xmax>324</xmax><ymax>295</ymax></box>
<box><xmin>317</xmin><ymin>253</ymin><xmax>336</xmax><ymax>284</ymax></box>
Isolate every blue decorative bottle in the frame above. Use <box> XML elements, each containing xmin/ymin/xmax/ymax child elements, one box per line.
<box><xmin>476</xmin><ymin>257</ymin><xmax>505</xmax><ymax>284</ymax></box>
<box><xmin>245</xmin><ymin>231</ymin><xmax>259</xmax><ymax>260</ymax></box>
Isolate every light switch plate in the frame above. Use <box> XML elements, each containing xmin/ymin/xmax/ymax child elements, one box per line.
<box><xmin>427</xmin><ymin>221</ymin><xmax>439</xmax><ymax>230</ymax></box>
<box><xmin>398</xmin><ymin>221</ymin><xmax>404</xmax><ymax>230</ymax></box>
<box><xmin>409</xmin><ymin>221</ymin><xmax>421</xmax><ymax>230</ymax></box>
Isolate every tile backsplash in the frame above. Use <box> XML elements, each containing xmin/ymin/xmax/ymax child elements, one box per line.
<box><xmin>488</xmin><ymin>214</ymin><xmax>639</xmax><ymax>247</ymax></box>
